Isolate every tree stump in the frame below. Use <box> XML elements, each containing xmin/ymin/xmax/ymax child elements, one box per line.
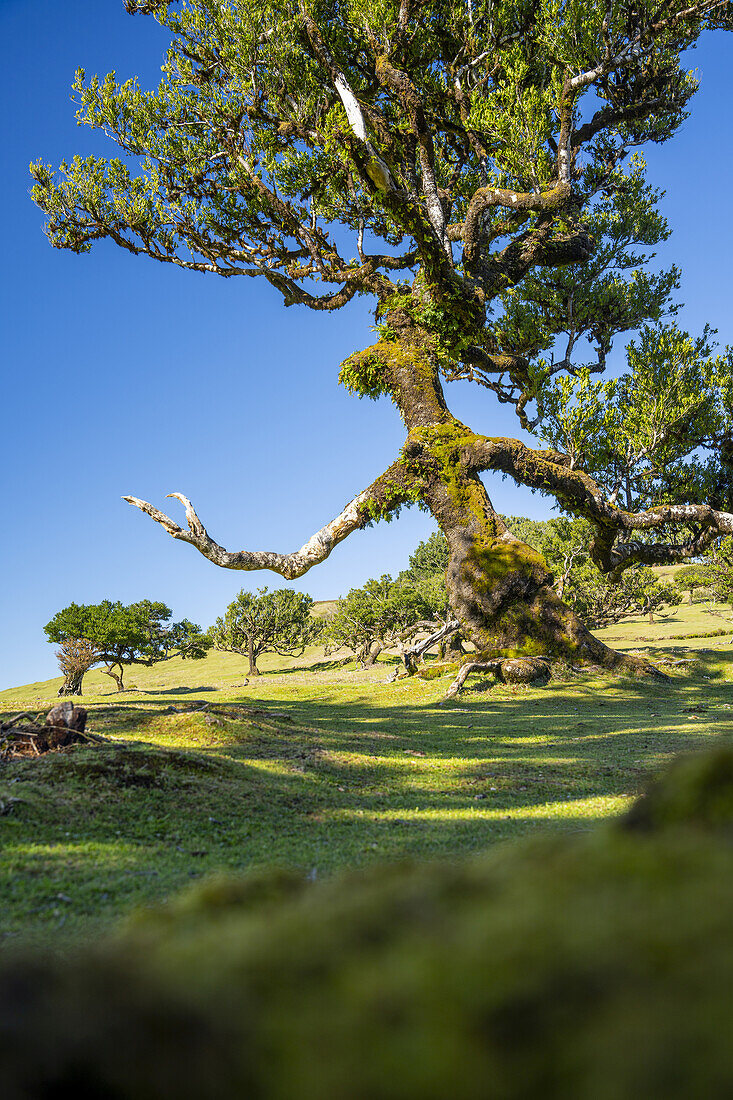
<box><xmin>41</xmin><ymin>701</ymin><xmax>88</xmax><ymax>751</ymax></box>
<box><xmin>1</xmin><ymin>703</ymin><xmax>89</xmax><ymax>758</ymax></box>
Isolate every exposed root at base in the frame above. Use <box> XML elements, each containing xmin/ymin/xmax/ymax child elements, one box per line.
<box><xmin>439</xmin><ymin>657</ymin><xmax>551</xmax><ymax>703</ymax></box>
<box><xmin>438</xmin><ymin>648</ymin><xmax>669</xmax><ymax>703</ymax></box>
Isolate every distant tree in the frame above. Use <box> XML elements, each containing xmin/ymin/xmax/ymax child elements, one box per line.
<box><xmin>407</xmin><ymin>572</ymin><xmax>450</xmax><ymax>626</ymax></box>
<box><xmin>698</xmin><ymin>539</ymin><xmax>733</xmax><ymax>607</ymax></box>
<box><xmin>501</xmin><ymin>516</ymin><xmax>555</xmax><ymax>555</ymax></box>
<box><xmin>398</xmin><ymin>533</ymin><xmax>462</xmax><ymax>656</ymax></box>
<box><xmin>631</xmin><ymin>570</ymin><xmax>682</xmax><ymax>624</ymax></box>
<box><xmin>569</xmin><ymin>565</ymin><xmax>680</xmax><ymax>629</ymax></box>
<box><xmin>209</xmin><ymin>588</ymin><xmax>317</xmax><ymax>676</ymax></box>
<box><xmin>675</xmin><ymin>565</ymin><xmax>710</xmax><ymax>604</ymax></box>
<box><xmin>54</xmin><ymin>638</ymin><xmax>101</xmax><ymax>697</ymax></box>
<box><xmin>504</xmin><ymin>516</ymin><xmax>594</xmax><ymax>601</ymax></box>
<box><xmin>327</xmin><ymin>576</ymin><xmax>434</xmax><ymax>667</ymax></box>
<box><xmin>405</xmin><ymin>533</ymin><xmax>450</xmax><ymax>581</ymax></box>
<box><xmin>45</xmin><ymin>600</ymin><xmax>210</xmax><ymax>692</ymax></box>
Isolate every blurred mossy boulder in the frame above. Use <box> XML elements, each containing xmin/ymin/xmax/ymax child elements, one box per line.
<box><xmin>620</xmin><ymin>745</ymin><xmax>733</xmax><ymax>833</ymax></box>
<box><xmin>3</xmin><ymin>748</ymin><xmax>733</xmax><ymax>1099</ymax></box>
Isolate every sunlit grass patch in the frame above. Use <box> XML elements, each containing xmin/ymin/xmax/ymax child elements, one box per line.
<box><xmin>1</xmin><ymin>635</ymin><xmax>733</xmax><ymax>943</ymax></box>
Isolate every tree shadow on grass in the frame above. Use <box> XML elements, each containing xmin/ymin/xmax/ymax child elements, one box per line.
<box><xmin>3</xmin><ymin>653</ymin><xmax>733</xmax><ymax>940</ymax></box>
<box><xmin>0</xmin><ymin>731</ymin><xmax>624</xmax><ymax>944</ymax></box>
<box><xmin>135</xmin><ymin>685</ymin><xmax>220</xmax><ymax>695</ymax></box>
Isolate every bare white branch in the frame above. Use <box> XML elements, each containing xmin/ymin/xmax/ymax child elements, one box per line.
<box><xmin>123</xmin><ymin>491</ymin><xmax>366</xmax><ymax>579</ymax></box>
<box><xmin>123</xmin><ymin>463</ymin><xmax>409</xmax><ymax>579</ymax></box>
<box><xmin>332</xmin><ymin>74</ymin><xmax>396</xmax><ymax>192</ymax></box>
<box><xmin>570</xmin><ymin>0</ymin><xmax>729</xmax><ymax>90</ymax></box>
<box><xmin>300</xmin><ymin>6</ymin><xmax>396</xmax><ymax>193</ymax></box>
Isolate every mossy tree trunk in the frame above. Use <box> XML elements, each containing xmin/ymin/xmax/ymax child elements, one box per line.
<box><xmin>375</xmin><ymin>316</ymin><xmax>659</xmax><ymax>676</ymax></box>
<box><xmin>418</xmin><ymin>450</ymin><xmax>649</xmax><ymax>672</ymax></box>
<box><xmin>126</xmin><ymin>312</ymin><xmax>663</xmax><ymax>678</ymax></box>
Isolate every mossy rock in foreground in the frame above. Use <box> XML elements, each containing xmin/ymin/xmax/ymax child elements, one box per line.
<box><xmin>621</xmin><ymin>745</ymin><xmax>733</xmax><ymax>834</ymax></box>
<box><xmin>3</xmin><ymin>750</ymin><xmax>733</xmax><ymax>1099</ymax></box>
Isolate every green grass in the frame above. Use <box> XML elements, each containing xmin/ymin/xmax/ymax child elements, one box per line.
<box><xmin>312</xmin><ymin>598</ymin><xmax>339</xmax><ymax>618</ymax></box>
<box><xmin>2</xmin><ymin>604</ymin><xmax>733</xmax><ymax>946</ymax></box>
<box><xmin>595</xmin><ymin>597</ymin><xmax>732</xmax><ymax>644</ymax></box>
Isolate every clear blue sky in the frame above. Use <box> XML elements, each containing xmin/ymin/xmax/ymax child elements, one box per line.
<box><xmin>2</xmin><ymin>1</ymin><xmax>732</xmax><ymax>690</ymax></box>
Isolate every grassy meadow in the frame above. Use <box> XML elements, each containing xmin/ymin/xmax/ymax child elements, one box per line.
<box><xmin>2</xmin><ymin>598</ymin><xmax>733</xmax><ymax>946</ymax></box>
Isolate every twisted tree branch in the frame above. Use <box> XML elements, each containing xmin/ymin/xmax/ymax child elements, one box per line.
<box><xmin>467</xmin><ymin>434</ymin><xmax>733</xmax><ymax>570</ymax></box>
<box><xmin>124</xmin><ymin>461</ymin><xmax>411</xmax><ymax>579</ymax></box>
<box><xmin>399</xmin><ymin>618</ymin><xmax>461</xmax><ymax>673</ymax></box>
<box><xmin>462</xmin><ymin>182</ymin><xmax>572</xmax><ymax>270</ymax></box>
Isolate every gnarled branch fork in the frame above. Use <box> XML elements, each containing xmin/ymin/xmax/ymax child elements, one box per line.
<box><xmin>467</xmin><ymin>434</ymin><xmax>733</xmax><ymax>571</ymax></box>
<box><xmin>124</xmin><ymin>460</ymin><xmax>410</xmax><ymax>580</ymax></box>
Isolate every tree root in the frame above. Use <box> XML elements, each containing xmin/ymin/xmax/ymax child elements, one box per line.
<box><xmin>439</xmin><ymin>657</ymin><xmax>551</xmax><ymax>703</ymax></box>
<box><xmin>608</xmin><ymin>651</ymin><xmax>670</xmax><ymax>681</ymax></box>
<box><xmin>438</xmin><ymin>647</ymin><xmax>668</xmax><ymax>704</ymax></box>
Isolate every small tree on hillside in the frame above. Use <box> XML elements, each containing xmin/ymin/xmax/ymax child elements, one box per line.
<box><xmin>631</xmin><ymin>570</ymin><xmax>682</xmax><ymax>624</ymax></box>
<box><xmin>45</xmin><ymin>600</ymin><xmax>210</xmax><ymax>692</ymax></box>
<box><xmin>569</xmin><ymin>565</ymin><xmax>680</xmax><ymax>629</ymax></box>
<box><xmin>698</xmin><ymin>538</ymin><xmax>733</xmax><ymax>609</ymax></box>
<box><xmin>399</xmin><ymin>534</ymin><xmax>464</xmax><ymax>657</ymax></box>
<box><xmin>55</xmin><ymin>638</ymin><xmax>101</xmax><ymax>696</ymax></box>
<box><xmin>676</xmin><ymin>564</ymin><xmax>712</xmax><ymax>604</ymax></box>
<box><xmin>209</xmin><ymin>588</ymin><xmax>317</xmax><ymax>676</ymax></box>
<box><xmin>327</xmin><ymin>575</ymin><xmax>434</xmax><ymax>667</ymax></box>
